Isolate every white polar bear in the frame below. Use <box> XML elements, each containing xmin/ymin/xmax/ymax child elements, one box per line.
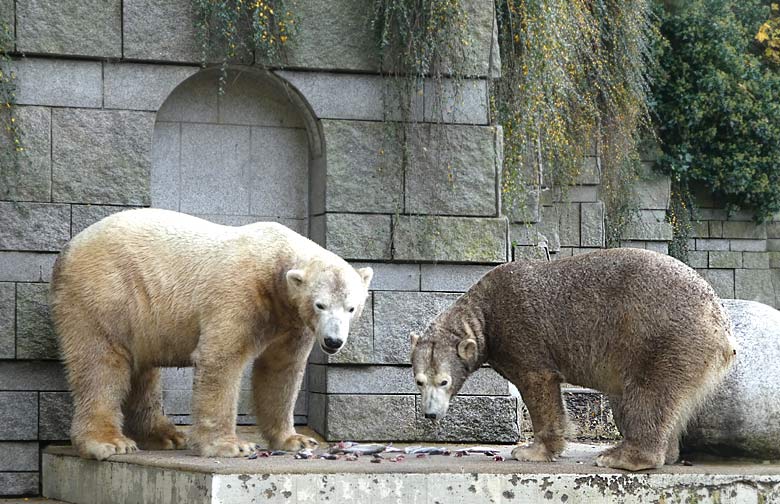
<box><xmin>50</xmin><ymin>208</ymin><xmax>372</xmax><ymax>460</ymax></box>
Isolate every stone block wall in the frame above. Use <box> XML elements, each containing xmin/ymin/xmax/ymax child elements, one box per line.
<box><xmin>0</xmin><ymin>0</ymin><xmax>513</xmax><ymax>495</ymax></box>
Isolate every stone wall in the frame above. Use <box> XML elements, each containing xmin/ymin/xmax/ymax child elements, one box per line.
<box><xmin>0</xmin><ymin>0</ymin><xmax>512</xmax><ymax>496</ymax></box>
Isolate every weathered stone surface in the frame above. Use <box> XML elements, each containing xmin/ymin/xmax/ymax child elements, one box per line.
<box><xmin>393</xmin><ymin>216</ymin><xmax>507</xmax><ymax>263</ymax></box>
<box><xmin>0</xmin><ymin>106</ymin><xmax>51</xmax><ymax>201</ymax></box>
<box><xmin>580</xmin><ymin>202</ymin><xmax>605</xmax><ymax>247</ymax></box>
<box><xmin>622</xmin><ymin>210</ymin><xmax>673</xmax><ymax>242</ymax></box>
<box><xmin>422</xmin><ymin>78</ymin><xmax>489</xmax><ymax>125</ymax></box>
<box><xmin>321</xmin><ymin>120</ymin><xmax>403</xmax><ymax>213</ymax></box>
<box><xmin>71</xmin><ymin>205</ymin><xmax>136</xmax><ymax>237</ymax></box>
<box><xmin>406</xmin><ymin>125</ymin><xmax>497</xmax><ymax>216</ymax></box>
<box><xmin>0</xmin><ymin>202</ymin><xmax>70</xmax><ymax>251</ymax></box>
<box><xmin>513</xmin><ymin>245</ymin><xmax>549</xmax><ymax>261</ymax></box>
<box><xmin>564</xmin><ymin>390</ymin><xmax>620</xmax><ymax>441</ymax></box>
<box><xmin>729</xmin><ymin>239</ymin><xmax>767</xmax><ymax>252</ymax></box>
<box><xmin>0</xmin><ymin>442</ymin><xmax>38</xmax><ymax>471</ymax></box>
<box><xmin>416</xmin><ymin>396</ymin><xmax>519</xmax><ymax>443</ymax></box>
<box><xmin>690</xmin><ymin>221</ymin><xmax>709</xmax><ymax>239</ymax></box>
<box><xmin>350</xmin><ymin>262</ymin><xmax>420</xmax><ymax>292</ymax></box>
<box><xmin>708</xmin><ymin>251</ymin><xmax>742</xmax><ymax>269</ymax></box>
<box><xmin>13</xmin><ymin>58</ymin><xmax>102</xmax><ymax>108</ymax></box>
<box><xmin>695</xmin><ymin>238</ymin><xmax>730</xmax><ymax>251</ymax></box>
<box><xmin>420</xmin><ymin>264</ymin><xmax>493</xmax><ymax>292</ymax></box>
<box><xmin>636</xmin><ymin>165</ymin><xmax>671</xmax><ymax>210</ymax></box>
<box><xmin>722</xmin><ymin>221</ymin><xmax>767</xmax><ymax>240</ymax></box>
<box><xmin>17</xmin><ymin>0</ymin><xmax>120</xmax><ymax>57</ymax></box>
<box><xmin>0</xmin><ymin>392</ymin><xmax>37</xmax><ymax>439</ymax></box>
<box><xmin>770</xmin><ymin>252</ymin><xmax>780</xmax><ymax>269</ymax></box>
<box><xmin>0</xmin><ymin>0</ymin><xmax>13</xmax><ymax>49</ymax></box>
<box><xmin>40</xmin><ymin>392</ymin><xmax>72</xmax><ymax>441</ymax></box>
<box><xmin>576</xmin><ymin>157</ymin><xmax>600</xmax><ymax>185</ymax></box>
<box><xmin>685</xmin><ymin>300</ymin><xmax>780</xmax><ymax>458</ymax></box>
<box><xmin>0</xmin><ymin>283</ymin><xmax>13</xmax><ymax>358</ymax></box>
<box><xmin>219</xmin><ymin>71</ymin><xmax>306</xmax><ymax>129</ymax></box>
<box><xmin>155</xmin><ymin>71</ymin><xmax>219</xmax><ymax>124</ymax></box>
<box><xmin>0</xmin><ymin>472</ymin><xmax>39</xmax><ymax>496</ymax></box>
<box><xmin>687</xmin><ymin>251</ymin><xmax>709</xmax><ymax>269</ymax></box>
<box><xmin>645</xmin><ymin>241</ymin><xmax>669</xmax><ymax>254</ymax></box>
<box><xmin>16</xmin><ymin>282</ymin><xmax>57</xmax><ymax>360</ymax></box>
<box><xmin>52</xmin><ymin>109</ymin><xmax>155</xmax><ymax>205</ymax></box>
<box><xmin>504</xmin><ymin>187</ymin><xmax>540</xmax><ymax>224</ymax></box>
<box><xmin>696</xmin><ymin>269</ymin><xmax>735</xmax><ymax>299</ymax></box>
<box><xmin>768</xmin><ymin>221</ymin><xmax>780</xmax><ymax>239</ymax></box>
<box><xmin>0</xmin><ymin>361</ymin><xmax>67</xmax><ymax>390</ymax></box>
<box><xmin>277</xmin><ymin>0</ymin><xmax>378</xmax><ymax>72</ymax></box>
<box><xmin>325</xmin><ymin>213</ymin><xmax>391</xmax><ymax>261</ymax></box>
<box><xmin>373</xmin><ymin>291</ymin><xmax>459</xmax><ymax>364</ymax></box>
<box><xmin>734</xmin><ymin>269</ymin><xmax>775</xmax><ymax>306</ymax></box>
<box><xmin>552</xmin><ymin>186</ymin><xmax>599</xmax><ymax>203</ymax></box>
<box><xmin>511</xmin><ymin>218</ymin><xmax>561</xmax><ymax>252</ymax></box>
<box><xmin>553</xmin><ymin>203</ymin><xmax>581</xmax><ymax>247</ymax></box>
<box><xmin>709</xmin><ymin>221</ymin><xmax>723</xmax><ymax>238</ymax></box>
<box><xmin>278</xmin><ymin>71</ymin><xmax>425</xmax><ymax>122</ymax></box>
<box><xmin>123</xmin><ymin>0</ymin><xmax>200</xmax><ymax>62</ymax></box>
<box><xmin>317</xmin><ymin>394</ymin><xmax>418</xmax><ymax>441</ymax></box>
<box><xmin>438</xmin><ymin>0</ymin><xmax>499</xmax><ymax>77</ymax></box>
<box><xmin>104</xmin><ymin>63</ymin><xmax>199</xmax><ymax>111</ymax></box>
<box><xmin>308</xmin><ymin>293</ymin><xmax>374</xmax><ymax>364</ymax></box>
<box><xmin>309</xmin><ymin>365</ymin><xmax>508</xmax><ymax>396</ymax></box>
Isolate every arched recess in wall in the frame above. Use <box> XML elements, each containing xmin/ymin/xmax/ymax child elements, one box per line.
<box><xmin>150</xmin><ymin>68</ymin><xmax>323</xmax><ymax>236</ymax></box>
<box><xmin>150</xmin><ymin>68</ymin><xmax>323</xmax><ymax>426</ymax></box>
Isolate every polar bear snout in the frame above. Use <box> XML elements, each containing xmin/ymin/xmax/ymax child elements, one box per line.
<box><xmin>317</xmin><ymin>315</ymin><xmax>349</xmax><ymax>354</ymax></box>
<box><xmin>322</xmin><ymin>336</ymin><xmax>344</xmax><ymax>354</ymax></box>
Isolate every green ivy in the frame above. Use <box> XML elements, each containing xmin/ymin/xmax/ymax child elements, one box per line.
<box><xmin>652</xmin><ymin>0</ymin><xmax>780</xmax><ymax>222</ymax></box>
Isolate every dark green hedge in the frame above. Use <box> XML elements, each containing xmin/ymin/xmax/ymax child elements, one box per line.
<box><xmin>652</xmin><ymin>0</ymin><xmax>780</xmax><ymax>221</ymax></box>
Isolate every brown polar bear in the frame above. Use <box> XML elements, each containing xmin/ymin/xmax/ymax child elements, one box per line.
<box><xmin>411</xmin><ymin>248</ymin><xmax>736</xmax><ymax>471</ymax></box>
<box><xmin>50</xmin><ymin>208</ymin><xmax>372</xmax><ymax>460</ymax></box>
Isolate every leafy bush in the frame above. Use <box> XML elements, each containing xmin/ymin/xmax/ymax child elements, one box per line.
<box><xmin>652</xmin><ymin>0</ymin><xmax>780</xmax><ymax>221</ymax></box>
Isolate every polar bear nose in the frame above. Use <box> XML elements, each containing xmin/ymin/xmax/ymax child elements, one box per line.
<box><xmin>424</xmin><ymin>413</ymin><xmax>438</xmax><ymax>420</ymax></box>
<box><xmin>323</xmin><ymin>336</ymin><xmax>343</xmax><ymax>351</ymax></box>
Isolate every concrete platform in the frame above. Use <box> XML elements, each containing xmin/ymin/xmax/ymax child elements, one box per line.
<box><xmin>42</xmin><ymin>442</ymin><xmax>780</xmax><ymax>504</ymax></box>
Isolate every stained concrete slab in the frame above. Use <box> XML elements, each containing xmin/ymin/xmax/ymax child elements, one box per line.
<box><xmin>42</xmin><ymin>439</ymin><xmax>780</xmax><ymax>503</ymax></box>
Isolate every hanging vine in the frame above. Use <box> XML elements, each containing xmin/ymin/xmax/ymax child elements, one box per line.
<box><xmin>192</xmin><ymin>0</ymin><xmax>298</xmax><ymax>92</ymax></box>
<box><xmin>371</xmin><ymin>0</ymin><xmax>470</xmax><ymax>196</ymax></box>
<box><xmin>492</xmin><ymin>0</ymin><xmax>656</xmax><ymax>246</ymax></box>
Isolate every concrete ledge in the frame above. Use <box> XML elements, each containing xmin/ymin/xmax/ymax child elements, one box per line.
<box><xmin>43</xmin><ymin>445</ymin><xmax>780</xmax><ymax>503</ymax></box>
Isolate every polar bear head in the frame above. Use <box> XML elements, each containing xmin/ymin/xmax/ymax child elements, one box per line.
<box><xmin>410</xmin><ymin>302</ymin><xmax>484</xmax><ymax>421</ymax></box>
<box><xmin>286</xmin><ymin>261</ymin><xmax>373</xmax><ymax>355</ymax></box>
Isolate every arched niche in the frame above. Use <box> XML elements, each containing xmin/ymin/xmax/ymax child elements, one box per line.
<box><xmin>150</xmin><ymin>67</ymin><xmax>322</xmax><ymax>236</ymax></box>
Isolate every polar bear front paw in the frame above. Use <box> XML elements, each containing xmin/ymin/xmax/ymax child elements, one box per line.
<box><xmin>80</xmin><ymin>436</ymin><xmax>138</xmax><ymax>461</ymax></box>
<box><xmin>278</xmin><ymin>433</ymin><xmax>319</xmax><ymax>451</ymax></box>
<box><xmin>511</xmin><ymin>443</ymin><xmax>556</xmax><ymax>462</ymax></box>
<box><xmin>197</xmin><ymin>437</ymin><xmax>258</xmax><ymax>458</ymax></box>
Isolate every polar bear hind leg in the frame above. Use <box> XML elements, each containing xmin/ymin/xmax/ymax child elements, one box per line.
<box><xmin>123</xmin><ymin>367</ymin><xmax>186</xmax><ymax>450</ymax></box>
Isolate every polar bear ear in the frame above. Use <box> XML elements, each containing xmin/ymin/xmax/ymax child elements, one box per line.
<box><xmin>410</xmin><ymin>332</ymin><xmax>420</xmax><ymax>353</ymax></box>
<box><xmin>357</xmin><ymin>267</ymin><xmax>374</xmax><ymax>288</ymax></box>
<box><xmin>457</xmin><ymin>338</ymin><xmax>478</xmax><ymax>365</ymax></box>
<box><xmin>286</xmin><ymin>269</ymin><xmax>306</xmax><ymax>289</ymax></box>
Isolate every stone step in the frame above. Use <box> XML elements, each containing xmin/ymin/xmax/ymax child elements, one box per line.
<box><xmin>42</xmin><ymin>444</ymin><xmax>780</xmax><ymax>503</ymax></box>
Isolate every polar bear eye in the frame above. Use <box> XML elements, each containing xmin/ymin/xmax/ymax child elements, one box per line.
<box><xmin>416</xmin><ymin>380</ymin><xmax>424</xmax><ymax>387</ymax></box>
<box><xmin>348</xmin><ymin>307</ymin><xmax>355</xmax><ymax>313</ymax></box>
<box><xmin>439</xmin><ymin>380</ymin><xmax>449</xmax><ymax>387</ymax></box>
<box><xmin>315</xmin><ymin>302</ymin><xmax>326</xmax><ymax>311</ymax></box>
